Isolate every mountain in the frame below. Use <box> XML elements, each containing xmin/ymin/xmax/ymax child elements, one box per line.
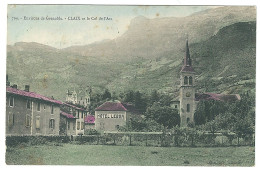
<box><xmin>62</xmin><ymin>6</ymin><xmax>255</xmax><ymax>62</ymax></box>
<box><xmin>106</xmin><ymin>21</ymin><xmax>256</xmax><ymax>96</ymax></box>
<box><xmin>6</xmin><ymin>6</ymin><xmax>256</xmax><ymax>100</ymax></box>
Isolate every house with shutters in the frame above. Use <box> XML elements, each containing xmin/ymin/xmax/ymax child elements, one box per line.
<box><xmin>6</xmin><ymin>84</ymin><xmax>62</xmax><ymax>136</ymax></box>
<box><xmin>6</xmin><ymin>76</ymin><xmax>88</xmax><ymax>136</ymax></box>
<box><xmin>60</xmin><ymin>102</ymin><xmax>87</xmax><ymax>135</ymax></box>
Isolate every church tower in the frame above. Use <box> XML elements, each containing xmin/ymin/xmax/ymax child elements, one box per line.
<box><xmin>179</xmin><ymin>39</ymin><xmax>196</xmax><ymax>126</ymax></box>
<box><xmin>85</xmin><ymin>86</ymin><xmax>91</xmax><ymax>110</ymax></box>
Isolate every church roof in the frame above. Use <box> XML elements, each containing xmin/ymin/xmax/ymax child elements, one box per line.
<box><xmin>195</xmin><ymin>92</ymin><xmax>241</xmax><ymax>102</ymax></box>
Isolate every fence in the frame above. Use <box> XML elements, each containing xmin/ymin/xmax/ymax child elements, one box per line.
<box><xmin>6</xmin><ymin>132</ymin><xmax>255</xmax><ymax>147</ymax></box>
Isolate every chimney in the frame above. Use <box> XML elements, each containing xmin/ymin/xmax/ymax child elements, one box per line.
<box><xmin>11</xmin><ymin>84</ymin><xmax>17</xmax><ymax>89</ymax></box>
<box><xmin>25</xmin><ymin>85</ymin><xmax>30</xmax><ymax>92</ymax></box>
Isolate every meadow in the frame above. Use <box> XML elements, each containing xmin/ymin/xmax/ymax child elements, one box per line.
<box><xmin>6</xmin><ymin>144</ymin><xmax>255</xmax><ymax>166</ymax></box>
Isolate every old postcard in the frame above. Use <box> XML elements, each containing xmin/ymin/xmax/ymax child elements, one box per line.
<box><xmin>5</xmin><ymin>4</ymin><xmax>256</xmax><ymax>166</ymax></box>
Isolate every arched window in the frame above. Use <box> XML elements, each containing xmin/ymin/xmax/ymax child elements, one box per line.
<box><xmin>187</xmin><ymin>104</ymin><xmax>190</xmax><ymax>112</ymax></box>
<box><xmin>184</xmin><ymin>76</ymin><xmax>188</xmax><ymax>85</ymax></box>
<box><xmin>189</xmin><ymin>76</ymin><xmax>193</xmax><ymax>85</ymax></box>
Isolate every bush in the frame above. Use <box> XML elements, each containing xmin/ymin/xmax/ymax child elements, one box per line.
<box><xmin>75</xmin><ymin>135</ymin><xmax>97</xmax><ymax>143</ymax></box>
<box><xmin>6</xmin><ymin>135</ymin><xmax>70</xmax><ymax>147</ymax></box>
<box><xmin>85</xmin><ymin>129</ymin><xmax>100</xmax><ymax>135</ymax></box>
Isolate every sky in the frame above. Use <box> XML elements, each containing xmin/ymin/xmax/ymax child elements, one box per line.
<box><xmin>7</xmin><ymin>5</ymin><xmax>218</xmax><ymax>49</ymax></box>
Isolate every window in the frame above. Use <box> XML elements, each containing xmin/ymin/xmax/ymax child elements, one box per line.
<box><xmin>9</xmin><ymin>96</ymin><xmax>14</xmax><ymax>107</ymax></box>
<box><xmin>37</xmin><ymin>102</ymin><xmax>41</xmax><ymax>111</ymax></box>
<box><xmin>8</xmin><ymin>113</ymin><xmax>14</xmax><ymax>127</ymax></box>
<box><xmin>43</xmin><ymin>104</ymin><xmax>46</xmax><ymax>110</ymax></box>
<box><xmin>26</xmin><ymin>100</ymin><xmax>31</xmax><ymax>109</ymax></box>
<box><xmin>25</xmin><ymin>114</ymin><xmax>31</xmax><ymax>127</ymax></box>
<box><xmin>184</xmin><ymin>76</ymin><xmax>188</xmax><ymax>85</ymax></box>
<box><xmin>73</xmin><ymin>122</ymin><xmax>76</xmax><ymax>130</ymax></box>
<box><xmin>187</xmin><ymin>104</ymin><xmax>190</xmax><ymax>112</ymax></box>
<box><xmin>81</xmin><ymin>111</ymin><xmax>84</xmax><ymax>119</ymax></box>
<box><xmin>51</xmin><ymin>105</ymin><xmax>54</xmax><ymax>114</ymax></box>
<box><xmin>49</xmin><ymin>119</ymin><xmax>55</xmax><ymax>129</ymax></box>
<box><xmin>189</xmin><ymin>76</ymin><xmax>193</xmax><ymax>85</ymax></box>
<box><xmin>67</xmin><ymin>121</ymin><xmax>70</xmax><ymax>130</ymax></box>
<box><xmin>36</xmin><ymin>116</ymin><xmax>40</xmax><ymax>129</ymax></box>
<box><xmin>81</xmin><ymin>122</ymin><xmax>84</xmax><ymax>130</ymax></box>
<box><xmin>175</xmin><ymin>105</ymin><xmax>178</xmax><ymax>109</ymax></box>
<box><xmin>77</xmin><ymin>121</ymin><xmax>80</xmax><ymax>130</ymax></box>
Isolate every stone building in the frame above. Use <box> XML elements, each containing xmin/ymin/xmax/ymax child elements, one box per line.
<box><xmin>66</xmin><ymin>89</ymin><xmax>77</xmax><ymax>104</ymax></box>
<box><xmin>175</xmin><ymin>40</ymin><xmax>241</xmax><ymax>126</ymax></box>
<box><xmin>179</xmin><ymin>39</ymin><xmax>196</xmax><ymax>126</ymax></box>
<box><xmin>6</xmin><ymin>85</ymin><xmax>62</xmax><ymax>136</ymax></box>
<box><xmin>60</xmin><ymin>102</ymin><xmax>87</xmax><ymax>135</ymax></box>
<box><xmin>78</xmin><ymin>87</ymin><xmax>91</xmax><ymax>109</ymax></box>
<box><xmin>66</xmin><ymin>87</ymin><xmax>91</xmax><ymax>109</ymax></box>
<box><xmin>95</xmin><ymin>101</ymin><xmax>136</xmax><ymax>131</ymax></box>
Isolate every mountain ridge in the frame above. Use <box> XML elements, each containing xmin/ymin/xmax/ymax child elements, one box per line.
<box><xmin>6</xmin><ymin>6</ymin><xmax>256</xmax><ymax>100</ymax></box>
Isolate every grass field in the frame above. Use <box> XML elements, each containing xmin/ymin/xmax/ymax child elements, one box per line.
<box><xmin>6</xmin><ymin>144</ymin><xmax>255</xmax><ymax>166</ymax></box>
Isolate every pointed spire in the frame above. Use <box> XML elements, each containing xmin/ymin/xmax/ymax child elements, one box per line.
<box><xmin>180</xmin><ymin>38</ymin><xmax>195</xmax><ymax>73</ymax></box>
<box><xmin>184</xmin><ymin>39</ymin><xmax>192</xmax><ymax>66</ymax></box>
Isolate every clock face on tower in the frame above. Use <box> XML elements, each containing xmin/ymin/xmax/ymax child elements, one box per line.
<box><xmin>186</xmin><ymin>92</ymin><xmax>191</xmax><ymax>97</ymax></box>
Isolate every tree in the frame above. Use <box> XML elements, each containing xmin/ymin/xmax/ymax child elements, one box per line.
<box><xmin>159</xmin><ymin>94</ymin><xmax>173</xmax><ymax>107</ymax></box>
<box><xmin>204</xmin><ymin>119</ymin><xmax>219</xmax><ymax>135</ymax></box>
<box><xmin>146</xmin><ymin>103</ymin><xmax>180</xmax><ymax>129</ymax></box>
<box><xmin>102</xmin><ymin>89</ymin><xmax>111</xmax><ymax>100</ymax></box>
<box><xmin>194</xmin><ymin>100</ymin><xmax>227</xmax><ymax>125</ymax></box>
<box><xmin>124</xmin><ymin>90</ymin><xmax>135</xmax><ymax>103</ymax></box>
<box><xmin>134</xmin><ymin>91</ymin><xmax>147</xmax><ymax>113</ymax></box>
<box><xmin>194</xmin><ymin>100</ymin><xmax>207</xmax><ymax>125</ymax></box>
<box><xmin>150</xmin><ymin>90</ymin><xmax>160</xmax><ymax>105</ymax></box>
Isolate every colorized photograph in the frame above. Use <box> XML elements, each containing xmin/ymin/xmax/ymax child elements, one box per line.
<box><xmin>6</xmin><ymin>5</ymin><xmax>256</xmax><ymax>166</ymax></box>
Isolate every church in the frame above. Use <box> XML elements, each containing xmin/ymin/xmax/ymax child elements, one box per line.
<box><xmin>174</xmin><ymin>39</ymin><xmax>241</xmax><ymax>127</ymax></box>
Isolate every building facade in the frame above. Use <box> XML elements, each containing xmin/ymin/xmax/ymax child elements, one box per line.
<box><xmin>179</xmin><ymin>40</ymin><xmax>196</xmax><ymax>126</ymax></box>
<box><xmin>177</xmin><ymin>40</ymin><xmax>240</xmax><ymax>126</ymax></box>
<box><xmin>95</xmin><ymin>101</ymin><xmax>132</xmax><ymax>131</ymax></box>
<box><xmin>60</xmin><ymin>103</ymin><xmax>87</xmax><ymax>135</ymax></box>
<box><xmin>6</xmin><ymin>85</ymin><xmax>62</xmax><ymax>136</ymax></box>
<box><xmin>66</xmin><ymin>89</ymin><xmax>77</xmax><ymax>104</ymax></box>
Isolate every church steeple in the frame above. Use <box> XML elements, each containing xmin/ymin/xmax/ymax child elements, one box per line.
<box><xmin>184</xmin><ymin>39</ymin><xmax>192</xmax><ymax>66</ymax></box>
<box><xmin>181</xmin><ymin>39</ymin><xmax>195</xmax><ymax>73</ymax></box>
<box><xmin>179</xmin><ymin>38</ymin><xmax>196</xmax><ymax>127</ymax></box>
